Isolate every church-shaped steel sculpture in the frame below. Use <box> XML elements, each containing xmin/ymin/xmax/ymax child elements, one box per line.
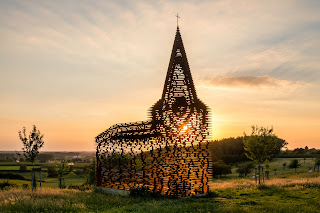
<box><xmin>96</xmin><ymin>26</ymin><xmax>211</xmax><ymax>197</ymax></box>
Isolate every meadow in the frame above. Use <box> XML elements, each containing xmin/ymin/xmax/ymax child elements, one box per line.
<box><xmin>0</xmin><ymin>158</ymin><xmax>319</xmax><ymax>212</ymax></box>
<box><xmin>227</xmin><ymin>157</ymin><xmax>317</xmax><ymax>179</ymax></box>
<box><xmin>0</xmin><ymin>162</ymin><xmax>88</xmax><ymax>188</ymax></box>
<box><xmin>0</xmin><ymin>175</ymin><xmax>320</xmax><ymax>212</ymax></box>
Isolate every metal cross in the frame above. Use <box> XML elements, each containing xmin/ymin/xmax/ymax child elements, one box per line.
<box><xmin>176</xmin><ymin>13</ymin><xmax>180</xmax><ymax>27</ymax></box>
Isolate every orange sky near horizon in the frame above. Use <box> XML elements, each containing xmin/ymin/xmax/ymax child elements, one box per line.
<box><xmin>0</xmin><ymin>0</ymin><xmax>320</xmax><ymax>151</ymax></box>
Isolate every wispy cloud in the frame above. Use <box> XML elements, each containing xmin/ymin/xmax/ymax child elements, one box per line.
<box><xmin>199</xmin><ymin>75</ymin><xmax>306</xmax><ymax>88</ymax></box>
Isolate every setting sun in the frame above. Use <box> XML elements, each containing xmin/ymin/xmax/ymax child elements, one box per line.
<box><xmin>182</xmin><ymin>125</ymin><xmax>188</xmax><ymax>131</ymax></box>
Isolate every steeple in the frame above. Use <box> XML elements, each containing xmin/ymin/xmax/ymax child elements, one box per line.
<box><xmin>161</xmin><ymin>27</ymin><xmax>198</xmax><ymax>102</ymax></box>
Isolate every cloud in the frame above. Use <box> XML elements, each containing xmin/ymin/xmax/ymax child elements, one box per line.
<box><xmin>199</xmin><ymin>75</ymin><xmax>306</xmax><ymax>88</ymax></box>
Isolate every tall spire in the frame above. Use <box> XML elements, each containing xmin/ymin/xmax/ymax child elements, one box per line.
<box><xmin>161</xmin><ymin>27</ymin><xmax>197</xmax><ymax>102</ymax></box>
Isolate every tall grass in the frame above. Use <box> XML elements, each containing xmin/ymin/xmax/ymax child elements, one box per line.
<box><xmin>210</xmin><ymin>175</ymin><xmax>320</xmax><ymax>190</ymax></box>
<box><xmin>0</xmin><ymin>176</ymin><xmax>319</xmax><ymax>212</ymax></box>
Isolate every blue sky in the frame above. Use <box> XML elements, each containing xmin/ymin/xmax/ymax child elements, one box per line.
<box><xmin>0</xmin><ymin>0</ymin><xmax>319</xmax><ymax>151</ymax></box>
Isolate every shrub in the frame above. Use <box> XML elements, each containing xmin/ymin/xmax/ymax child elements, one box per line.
<box><xmin>0</xmin><ymin>180</ymin><xmax>17</xmax><ymax>190</ymax></box>
<box><xmin>47</xmin><ymin>166</ymin><xmax>58</xmax><ymax>178</ymax></box>
<box><xmin>22</xmin><ymin>184</ymin><xmax>29</xmax><ymax>189</ymax></box>
<box><xmin>84</xmin><ymin>159</ymin><xmax>96</xmax><ymax>185</ymax></box>
<box><xmin>212</xmin><ymin>161</ymin><xmax>232</xmax><ymax>178</ymax></box>
<box><xmin>236</xmin><ymin>163</ymin><xmax>254</xmax><ymax>177</ymax></box>
<box><xmin>74</xmin><ymin>169</ymin><xmax>83</xmax><ymax>176</ymax></box>
<box><xmin>19</xmin><ymin>165</ymin><xmax>27</xmax><ymax>172</ymax></box>
<box><xmin>66</xmin><ymin>172</ymin><xmax>78</xmax><ymax>178</ymax></box>
<box><xmin>68</xmin><ymin>184</ymin><xmax>92</xmax><ymax>191</ymax></box>
<box><xmin>69</xmin><ymin>165</ymin><xmax>74</xmax><ymax>172</ymax></box>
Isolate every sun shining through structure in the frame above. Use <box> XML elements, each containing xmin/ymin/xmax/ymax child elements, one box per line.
<box><xmin>183</xmin><ymin>125</ymin><xmax>188</xmax><ymax>131</ymax></box>
<box><xmin>96</xmin><ymin>26</ymin><xmax>211</xmax><ymax>197</ymax></box>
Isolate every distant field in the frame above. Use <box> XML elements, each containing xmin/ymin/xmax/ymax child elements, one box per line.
<box><xmin>0</xmin><ymin>162</ymin><xmax>90</xmax><ymax>169</ymax></box>
<box><xmin>0</xmin><ymin>162</ymin><xmax>88</xmax><ymax>189</ymax></box>
<box><xmin>3</xmin><ymin>177</ymin><xmax>86</xmax><ymax>188</ymax></box>
<box><xmin>226</xmin><ymin>157</ymin><xmax>317</xmax><ymax>180</ymax></box>
<box><xmin>0</xmin><ymin>166</ymin><xmax>42</xmax><ymax>171</ymax></box>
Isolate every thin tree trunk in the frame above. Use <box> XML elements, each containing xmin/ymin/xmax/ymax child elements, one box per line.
<box><xmin>39</xmin><ymin>169</ymin><xmax>41</xmax><ymax>187</ymax></box>
<box><xmin>258</xmin><ymin>164</ymin><xmax>261</xmax><ymax>185</ymax></box>
<box><xmin>255</xmin><ymin>167</ymin><xmax>257</xmax><ymax>184</ymax></box>
<box><xmin>31</xmin><ymin>163</ymin><xmax>35</xmax><ymax>191</ymax></box>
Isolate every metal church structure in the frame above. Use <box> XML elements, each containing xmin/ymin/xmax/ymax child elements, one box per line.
<box><xmin>96</xmin><ymin>26</ymin><xmax>211</xmax><ymax>197</ymax></box>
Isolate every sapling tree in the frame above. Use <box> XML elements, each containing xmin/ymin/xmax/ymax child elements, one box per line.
<box><xmin>264</xmin><ymin>160</ymin><xmax>270</xmax><ymax>179</ymax></box>
<box><xmin>18</xmin><ymin>125</ymin><xmax>44</xmax><ymax>191</ymax></box>
<box><xmin>273</xmin><ymin>168</ymin><xmax>277</xmax><ymax>175</ymax></box>
<box><xmin>243</xmin><ymin>125</ymin><xmax>278</xmax><ymax>184</ymax></box>
<box><xmin>58</xmin><ymin>161</ymin><xmax>69</xmax><ymax>188</ymax></box>
<box><xmin>283</xmin><ymin>162</ymin><xmax>287</xmax><ymax>171</ymax></box>
<box><xmin>314</xmin><ymin>157</ymin><xmax>320</xmax><ymax>172</ymax></box>
<box><xmin>289</xmin><ymin>159</ymin><xmax>301</xmax><ymax>173</ymax></box>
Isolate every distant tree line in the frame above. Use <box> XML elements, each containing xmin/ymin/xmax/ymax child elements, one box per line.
<box><xmin>276</xmin><ymin>146</ymin><xmax>320</xmax><ymax>158</ymax></box>
<box><xmin>207</xmin><ymin>133</ymin><xmax>288</xmax><ymax>180</ymax></box>
<box><xmin>208</xmin><ymin>135</ymin><xmax>287</xmax><ymax>165</ymax></box>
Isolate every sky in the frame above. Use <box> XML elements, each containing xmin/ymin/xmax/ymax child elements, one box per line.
<box><xmin>0</xmin><ymin>0</ymin><xmax>319</xmax><ymax>151</ymax></box>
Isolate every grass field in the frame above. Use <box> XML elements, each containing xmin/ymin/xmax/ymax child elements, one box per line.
<box><xmin>0</xmin><ymin>162</ymin><xmax>89</xmax><ymax>171</ymax></box>
<box><xmin>0</xmin><ymin>176</ymin><xmax>320</xmax><ymax>213</ymax></box>
<box><xmin>3</xmin><ymin>177</ymin><xmax>87</xmax><ymax>188</ymax></box>
<box><xmin>218</xmin><ymin>158</ymin><xmax>318</xmax><ymax>180</ymax></box>
<box><xmin>0</xmin><ymin>159</ymin><xmax>319</xmax><ymax>212</ymax></box>
<box><xmin>0</xmin><ymin>163</ymin><xmax>88</xmax><ymax>188</ymax></box>
<box><xmin>0</xmin><ymin>166</ymin><xmax>43</xmax><ymax>171</ymax></box>
<box><xmin>1</xmin><ymin>158</ymin><xmax>318</xmax><ymax>190</ymax></box>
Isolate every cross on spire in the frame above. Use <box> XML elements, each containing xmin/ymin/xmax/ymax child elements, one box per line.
<box><xmin>176</xmin><ymin>13</ymin><xmax>180</xmax><ymax>27</ymax></box>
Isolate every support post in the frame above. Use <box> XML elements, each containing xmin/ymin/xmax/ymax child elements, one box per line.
<box><xmin>39</xmin><ymin>168</ymin><xmax>42</xmax><ymax>187</ymax></box>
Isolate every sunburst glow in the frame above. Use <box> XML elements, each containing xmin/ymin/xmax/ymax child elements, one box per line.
<box><xmin>182</xmin><ymin>125</ymin><xmax>188</xmax><ymax>131</ymax></box>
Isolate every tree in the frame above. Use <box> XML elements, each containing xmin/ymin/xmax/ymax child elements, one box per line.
<box><xmin>272</xmin><ymin>138</ymin><xmax>288</xmax><ymax>156</ymax></box>
<box><xmin>18</xmin><ymin>125</ymin><xmax>44</xmax><ymax>191</ymax></box>
<box><xmin>243</xmin><ymin>125</ymin><xmax>278</xmax><ymax>184</ymax></box>
<box><xmin>283</xmin><ymin>162</ymin><xmax>287</xmax><ymax>171</ymax></box>
<box><xmin>19</xmin><ymin>165</ymin><xmax>27</xmax><ymax>172</ymax></box>
<box><xmin>37</xmin><ymin>154</ymin><xmax>55</xmax><ymax>163</ymax></box>
<box><xmin>264</xmin><ymin>160</ymin><xmax>270</xmax><ymax>179</ymax></box>
<box><xmin>236</xmin><ymin>163</ymin><xmax>254</xmax><ymax>177</ymax></box>
<box><xmin>47</xmin><ymin>166</ymin><xmax>58</xmax><ymax>178</ymax></box>
<box><xmin>289</xmin><ymin>159</ymin><xmax>301</xmax><ymax>173</ymax></box>
<box><xmin>315</xmin><ymin>157</ymin><xmax>320</xmax><ymax>172</ymax></box>
<box><xmin>211</xmin><ymin>161</ymin><xmax>232</xmax><ymax>178</ymax></box>
<box><xmin>84</xmin><ymin>159</ymin><xmax>96</xmax><ymax>185</ymax></box>
<box><xmin>273</xmin><ymin>168</ymin><xmax>277</xmax><ymax>175</ymax></box>
<box><xmin>58</xmin><ymin>161</ymin><xmax>69</xmax><ymax>188</ymax></box>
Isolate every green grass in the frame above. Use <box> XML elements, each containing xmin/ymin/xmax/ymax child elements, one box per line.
<box><xmin>1</xmin><ymin>177</ymin><xmax>86</xmax><ymax>189</ymax></box>
<box><xmin>226</xmin><ymin>158</ymin><xmax>317</xmax><ymax>180</ymax></box>
<box><xmin>0</xmin><ymin>162</ymin><xmax>90</xmax><ymax>171</ymax></box>
<box><xmin>1</xmin><ymin>160</ymin><xmax>319</xmax><ymax>212</ymax></box>
<box><xmin>0</xmin><ymin>181</ymin><xmax>320</xmax><ymax>213</ymax></box>
<box><xmin>0</xmin><ymin>162</ymin><xmax>87</xmax><ymax>188</ymax></box>
<box><xmin>0</xmin><ymin>166</ymin><xmax>42</xmax><ymax>171</ymax></box>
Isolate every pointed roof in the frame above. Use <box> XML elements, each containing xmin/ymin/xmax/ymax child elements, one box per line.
<box><xmin>161</xmin><ymin>27</ymin><xmax>198</xmax><ymax>100</ymax></box>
